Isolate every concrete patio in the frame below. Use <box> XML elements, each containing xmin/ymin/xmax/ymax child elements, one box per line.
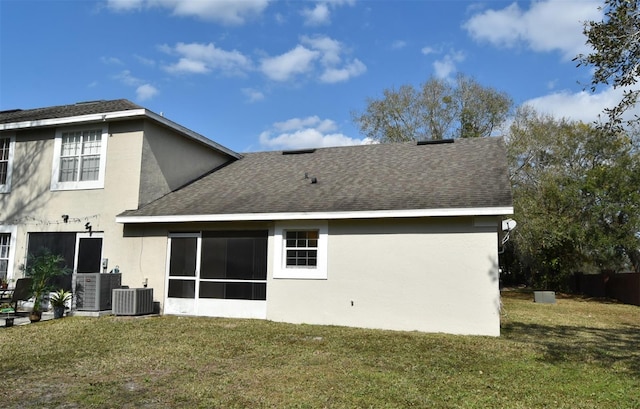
<box><xmin>2</xmin><ymin>310</ymin><xmax>55</xmax><ymax>327</ymax></box>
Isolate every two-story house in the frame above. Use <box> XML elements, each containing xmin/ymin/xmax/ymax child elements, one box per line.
<box><xmin>0</xmin><ymin>99</ymin><xmax>238</xmax><ymax>292</ymax></box>
<box><xmin>1</xmin><ymin>99</ymin><xmax>513</xmax><ymax>336</ymax></box>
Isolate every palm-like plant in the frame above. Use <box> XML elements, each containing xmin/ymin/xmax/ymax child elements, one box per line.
<box><xmin>50</xmin><ymin>289</ymin><xmax>72</xmax><ymax>318</ymax></box>
<box><xmin>22</xmin><ymin>251</ymin><xmax>70</xmax><ymax>313</ymax></box>
<box><xmin>50</xmin><ymin>289</ymin><xmax>72</xmax><ymax>308</ymax></box>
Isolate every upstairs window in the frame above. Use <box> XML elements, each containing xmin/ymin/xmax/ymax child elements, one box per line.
<box><xmin>59</xmin><ymin>130</ymin><xmax>101</xmax><ymax>182</ymax></box>
<box><xmin>0</xmin><ymin>135</ymin><xmax>15</xmax><ymax>193</ymax></box>
<box><xmin>51</xmin><ymin>125</ymin><xmax>108</xmax><ymax>190</ymax></box>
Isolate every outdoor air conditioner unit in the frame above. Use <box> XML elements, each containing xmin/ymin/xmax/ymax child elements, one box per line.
<box><xmin>112</xmin><ymin>288</ymin><xmax>154</xmax><ymax>316</ymax></box>
<box><xmin>75</xmin><ymin>273</ymin><xmax>122</xmax><ymax>311</ymax></box>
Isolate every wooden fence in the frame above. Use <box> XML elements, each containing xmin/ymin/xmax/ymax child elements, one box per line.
<box><xmin>571</xmin><ymin>272</ymin><xmax>640</xmax><ymax>306</ymax></box>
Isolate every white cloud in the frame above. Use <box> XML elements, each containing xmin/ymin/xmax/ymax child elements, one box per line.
<box><xmin>463</xmin><ymin>0</ymin><xmax>602</xmax><ymax>60</ymax></box>
<box><xmin>114</xmin><ymin>70</ymin><xmax>143</xmax><ymax>86</ymax></box>
<box><xmin>260</xmin><ymin>45</ymin><xmax>320</xmax><ymax>81</ymax></box>
<box><xmin>433</xmin><ymin>50</ymin><xmax>465</xmax><ymax>80</ymax></box>
<box><xmin>162</xmin><ymin>42</ymin><xmax>251</xmax><ymax>75</ymax></box>
<box><xmin>274</xmin><ymin>12</ymin><xmax>286</xmax><ymax>24</ymax></box>
<box><xmin>167</xmin><ymin>58</ymin><xmax>210</xmax><ymax>74</ymax></box>
<box><xmin>134</xmin><ymin>54</ymin><xmax>156</xmax><ymax>66</ymax></box>
<box><xmin>242</xmin><ymin>88</ymin><xmax>265</xmax><ymax>103</ymax></box>
<box><xmin>136</xmin><ymin>84</ymin><xmax>159</xmax><ymax>101</ymax></box>
<box><xmin>392</xmin><ymin>40</ymin><xmax>407</xmax><ymax>50</ymax></box>
<box><xmin>259</xmin><ymin>36</ymin><xmax>366</xmax><ymax>83</ymax></box>
<box><xmin>260</xmin><ymin>116</ymin><xmax>370</xmax><ymax>150</ymax></box>
<box><xmin>302</xmin><ymin>3</ymin><xmax>330</xmax><ymax>26</ymax></box>
<box><xmin>106</xmin><ymin>0</ymin><xmax>144</xmax><ymax>11</ymax></box>
<box><xmin>523</xmin><ymin>86</ymin><xmax>640</xmax><ymax>124</ymax></box>
<box><xmin>273</xmin><ymin>116</ymin><xmax>335</xmax><ymax>133</ymax></box>
<box><xmin>113</xmin><ymin>70</ymin><xmax>159</xmax><ymax>101</ymax></box>
<box><xmin>421</xmin><ymin>46</ymin><xmax>437</xmax><ymax>55</ymax></box>
<box><xmin>300</xmin><ymin>0</ymin><xmax>356</xmax><ymax>26</ymax></box>
<box><xmin>320</xmin><ymin>59</ymin><xmax>366</xmax><ymax>83</ymax></box>
<box><xmin>301</xmin><ymin>35</ymin><xmax>342</xmax><ymax>65</ymax></box>
<box><xmin>107</xmin><ymin>0</ymin><xmax>271</xmax><ymax>25</ymax></box>
<box><xmin>101</xmin><ymin>56</ymin><xmax>123</xmax><ymax>65</ymax></box>
<box><xmin>298</xmin><ymin>35</ymin><xmax>367</xmax><ymax>83</ymax></box>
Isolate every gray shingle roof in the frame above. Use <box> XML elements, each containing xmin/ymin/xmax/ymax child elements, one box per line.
<box><xmin>120</xmin><ymin>137</ymin><xmax>512</xmax><ymax>218</ymax></box>
<box><xmin>0</xmin><ymin>99</ymin><xmax>142</xmax><ymax>124</ymax></box>
<box><xmin>1</xmin><ymin>99</ymin><xmax>241</xmax><ymax>159</ymax></box>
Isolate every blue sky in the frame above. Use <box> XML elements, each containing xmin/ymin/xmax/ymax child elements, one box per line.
<box><xmin>1</xmin><ymin>0</ymin><xmax>635</xmax><ymax>153</ymax></box>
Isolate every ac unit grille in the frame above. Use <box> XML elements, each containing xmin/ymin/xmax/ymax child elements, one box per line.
<box><xmin>113</xmin><ymin>288</ymin><xmax>154</xmax><ymax>316</ymax></box>
<box><xmin>75</xmin><ymin>273</ymin><xmax>122</xmax><ymax>311</ymax></box>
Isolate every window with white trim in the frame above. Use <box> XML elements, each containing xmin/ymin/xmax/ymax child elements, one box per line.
<box><xmin>0</xmin><ymin>233</ymin><xmax>11</xmax><ymax>282</ymax></box>
<box><xmin>51</xmin><ymin>125</ymin><xmax>108</xmax><ymax>190</ymax></box>
<box><xmin>274</xmin><ymin>221</ymin><xmax>328</xmax><ymax>279</ymax></box>
<box><xmin>0</xmin><ymin>135</ymin><xmax>15</xmax><ymax>193</ymax></box>
<box><xmin>285</xmin><ymin>230</ymin><xmax>318</xmax><ymax>267</ymax></box>
<box><xmin>0</xmin><ymin>226</ymin><xmax>17</xmax><ymax>282</ymax></box>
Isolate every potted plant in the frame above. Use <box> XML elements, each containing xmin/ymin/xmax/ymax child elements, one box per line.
<box><xmin>1</xmin><ymin>302</ymin><xmax>15</xmax><ymax>327</ymax></box>
<box><xmin>21</xmin><ymin>251</ymin><xmax>70</xmax><ymax>322</ymax></box>
<box><xmin>50</xmin><ymin>289</ymin><xmax>72</xmax><ymax>319</ymax></box>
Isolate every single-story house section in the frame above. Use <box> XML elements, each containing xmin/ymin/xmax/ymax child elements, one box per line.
<box><xmin>117</xmin><ymin>138</ymin><xmax>513</xmax><ymax>336</ymax></box>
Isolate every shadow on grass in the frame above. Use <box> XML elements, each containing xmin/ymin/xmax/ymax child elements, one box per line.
<box><xmin>502</xmin><ymin>288</ymin><xmax>627</xmax><ymax>304</ymax></box>
<box><xmin>502</xmin><ymin>322</ymin><xmax>640</xmax><ymax>376</ymax></box>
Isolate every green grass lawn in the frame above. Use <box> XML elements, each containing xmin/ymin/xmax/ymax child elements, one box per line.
<box><xmin>1</xmin><ymin>290</ymin><xmax>638</xmax><ymax>408</ymax></box>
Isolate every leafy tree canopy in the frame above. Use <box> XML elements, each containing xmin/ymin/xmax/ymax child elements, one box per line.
<box><xmin>576</xmin><ymin>0</ymin><xmax>640</xmax><ymax>129</ymax></box>
<box><xmin>352</xmin><ymin>74</ymin><xmax>512</xmax><ymax>142</ymax></box>
<box><xmin>506</xmin><ymin>106</ymin><xmax>640</xmax><ymax>289</ymax></box>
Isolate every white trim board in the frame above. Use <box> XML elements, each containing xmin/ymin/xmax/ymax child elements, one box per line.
<box><xmin>0</xmin><ymin>109</ymin><xmax>241</xmax><ymax>159</ymax></box>
<box><xmin>117</xmin><ymin>206</ymin><xmax>514</xmax><ymax>224</ymax></box>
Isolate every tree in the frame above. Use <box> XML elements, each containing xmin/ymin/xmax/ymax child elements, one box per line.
<box><xmin>575</xmin><ymin>0</ymin><xmax>640</xmax><ymax>129</ymax></box>
<box><xmin>456</xmin><ymin>75</ymin><xmax>513</xmax><ymax>138</ymax></box>
<box><xmin>352</xmin><ymin>74</ymin><xmax>512</xmax><ymax>142</ymax></box>
<box><xmin>506</xmin><ymin>107</ymin><xmax>640</xmax><ymax>289</ymax></box>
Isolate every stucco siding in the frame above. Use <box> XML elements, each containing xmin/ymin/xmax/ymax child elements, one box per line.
<box><xmin>139</xmin><ymin>121</ymin><xmax>232</xmax><ymax>206</ymax></box>
<box><xmin>266</xmin><ymin>217</ymin><xmax>501</xmax><ymax>336</ymax></box>
<box><xmin>119</xmin><ymin>221</ymin><xmax>272</xmax><ymax>313</ymax></box>
<box><xmin>118</xmin><ymin>224</ymin><xmax>170</xmax><ymax>297</ymax></box>
<box><xmin>0</xmin><ymin>122</ymin><xmax>143</xmax><ymax>278</ymax></box>
<box><xmin>121</xmin><ymin>217</ymin><xmax>500</xmax><ymax>335</ymax></box>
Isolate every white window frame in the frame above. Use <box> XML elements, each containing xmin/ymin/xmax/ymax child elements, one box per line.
<box><xmin>0</xmin><ymin>134</ymin><xmax>15</xmax><ymax>194</ymax></box>
<box><xmin>0</xmin><ymin>225</ymin><xmax>18</xmax><ymax>281</ymax></box>
<box><xmin>51</xmin><ymin>124</ymin><xmax>109</xmax><ymax>191</ymax></box>
<box><xmin>273</xmin><ymin>221</ymin><xmax>328</xmax><ymax>279</ymax></box>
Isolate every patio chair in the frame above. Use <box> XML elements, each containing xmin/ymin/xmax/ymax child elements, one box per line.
<box><xmin>3</xmin><ymin>278</ymin><xmax>33</xmax><ymax>313</ymax></box>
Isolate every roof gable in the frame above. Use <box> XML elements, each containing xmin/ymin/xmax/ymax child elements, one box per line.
<box><xmin>118</xmin><ymin>137</ymin><xmax>513</xmax><ymax>221</ymax></box>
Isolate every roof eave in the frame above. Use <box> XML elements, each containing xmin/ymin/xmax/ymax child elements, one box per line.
<box><xmin>116</xmin><ymin>206</ymin><xmax>514</xmax><ymax>224</ymax></box>
<box><xmin>0</xmin><ymin>108</ymin><xmax>241</xmax><ymax>159</ymax></box>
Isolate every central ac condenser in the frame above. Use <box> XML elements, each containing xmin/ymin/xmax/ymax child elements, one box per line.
<box><xmin>75</xmin><ymin>273</ymin><xmax>122</xmax><ymax>311</ymax></box>
<box><xmin>112</xmin><ymin>288</ymin><xmax>154</xmax><ymax>316</ymax></box>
